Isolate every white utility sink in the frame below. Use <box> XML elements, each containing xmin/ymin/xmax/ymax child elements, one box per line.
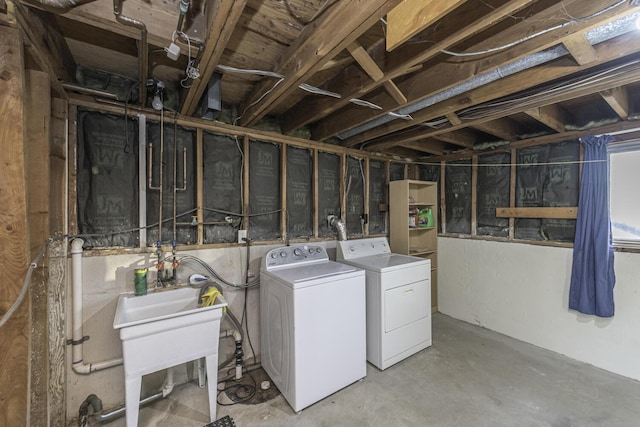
<box><xmin>113</xmin><ymin>286</ymin><xmax>227</xmax><ymax>427</ymax></box>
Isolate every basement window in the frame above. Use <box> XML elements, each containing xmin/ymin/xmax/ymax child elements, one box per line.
<box><xmin>609</xmin><ymin>141</ymin><xmax>640</xmax><ymax>248</ymax></box>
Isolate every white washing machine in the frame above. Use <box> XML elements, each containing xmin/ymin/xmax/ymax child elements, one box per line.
<box><xmin>260</xmin><ymin>244</ymin><xmax>366</xmax><ymax>413</ymax></box>
<box><xmin>336</xmin><ymin>237</ymin><xmax>431</xmax><ymax>370</ymax></box>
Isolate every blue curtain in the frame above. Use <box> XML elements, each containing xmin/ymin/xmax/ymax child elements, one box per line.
<box><xmin>569</xmin><ymin>135</ymin><xmax>616</xmax><ymax>317</ymax></box>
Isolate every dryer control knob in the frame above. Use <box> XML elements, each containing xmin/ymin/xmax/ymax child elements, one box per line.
<box><xmin>315</xmin><ymin>248</ymin><xmax>322</xmax><ymax>253</ymax></box>
<box><xmin>270</xmin><ymin>252</ymin><xmax>278</xmax><ymax>259</ymax></box>
<box><xmin>280</xmin><ymin>251</ymin><xmax>287</xmax><ymax>258</ymax></box>
<box><xmin>293</xmin><ymin>248</ymin><xmax>302</xmax><ymax>256</ymax></box>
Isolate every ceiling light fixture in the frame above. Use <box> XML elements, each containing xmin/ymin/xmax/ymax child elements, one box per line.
<box><xmin>151</xmin><ymin>80</ymin><xmax>165</xmax><ymax>111</ymax></box>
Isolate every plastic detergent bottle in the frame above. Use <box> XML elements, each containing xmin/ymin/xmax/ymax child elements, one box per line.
<box><xmin>426</xmin><ymin>207</ymin><xmax>435</xmax><ymax>227</ymax></box>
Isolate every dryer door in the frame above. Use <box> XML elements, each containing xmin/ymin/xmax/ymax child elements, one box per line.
<box><xmin>384</xmin><ymin>279</ymin><xmax>430</xmax><ymax>332</ymax></box>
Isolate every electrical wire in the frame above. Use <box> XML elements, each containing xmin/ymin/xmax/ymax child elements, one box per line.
<box><xmin>441</xmin><ymin>0</ymin><xmax>628</xmax><ymax>57</ymax></box>
<box><xmin>350</xmin><ymin>98</ymin><xmax>383</xmax><ymax>110</ymax></box>
<box><xmin>216</xmin><ymin>370</ymin><xmax>256</xmax><ymax>406</ymax></box>
<box><xmin>415</xmin><ymin>159</ymin><xmax>607</xmax><ymax>167</ymax></box>
<box><xmin>456</xmin><ymin>59</ymin><xmax>640</xmax><ymax>121</ymax></box>
<box><xmin>299</xmin><ymin>83</ymin><xmax>341</xmax><ymax>98</ymax></box>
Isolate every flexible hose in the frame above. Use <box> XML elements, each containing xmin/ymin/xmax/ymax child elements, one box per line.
<box><xmin>177</xmin><ymin>254</ymin><xmax>260</xmax><ymax>289</ymax></box>
<box><xmin>0</xmin><ymin>239</ymin><xmax>50</xmax><ymax>329</ymax></box>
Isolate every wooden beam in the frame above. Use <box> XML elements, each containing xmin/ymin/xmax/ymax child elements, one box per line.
<box><xmin>428</xmin><ymin>117</ymin><xmax>640</xmax><ymax>163</ymax></box>
<box><xmin>0</xmin><ymin>24</ymin><xmax>30</xmax><ymax>427</ymax></box>
<box><xmin>239</xmin><ymin>0</ymin><xmax>401</xmax><ymax>127</ymax></box>
<box><xmin>15</xmin><ymin>4</ymin><xmax>75</xmax><ymax>97</ymax></box>
<box><xmin>496</xmin><ymin>207</ymin><xmax>578</xmax><ymax>219</ymax></box>
<box><xmin>563</xmin><ymin>32</ymin><xmax>599</xmax><ymax>65</ymax></box>
<box><xmin>48</xmin><ymin>98</ymin><xmax>67</xmax><ymax>427</ymax></box>
<box><xmin>196</xmin><ymin>129</ymin><xmax>204</xmax><ymax>245</ymax></box>
<box><xmin>180</xmin><ymin>0</ymin><xmax>247</xmax><ymax>116</ymax></box>
<box><xmin>600</xmin><ymin>86</ymin><xmax>629</xmax><ymax>120</ymax></box>
<box><xmin>524</xmin><ymin>105</ymin><xmax>567</xmax><ymax>132</ymax></box>
<box><xmin>347</xmin><ymin>41</ymin><xmax>384</xmax><ymax>81</ymax></box>
<box><xmin>509</xmin><ymin>149</ymin><xmax>516</xmax><ymax>239</ymax></box>
<box><xmin>399</xmin><ymin>140</ymin><xmax>446</xmax><ymax>156</ymax></box>
<box><xmin>68</xmin><ymin>94</ymin><xmax>403</xmax><ymax>166</ymax></box>
<box><xmin>25</xmin><ymin>69</ymin><xmax>51</xmax><ymax>427</ymax></box>
<box><xmin>284</xmin><ymin>0</ymin><xmax>538</xmax><ymax>134</ymax></box>
<box><xmin>346</xmin><ymin>40</ymin><xmax>407</xmax><ymax>105</ymax></box>
<box><xmin>355</xmin><ymin>31</ymin><xmax>640</xmax><ymax>150</ymax></box>
<box><xmin>446</xmin><ymin>112</ymin><xmax>462</xmax><ymax>126</ymax></box>
<box><xmin>472</xmin><ymin>118</ymin><xmax>521</xmax><ymax>141</ymax></box>
<box><xmin>386</xmin><ymin>0</ymin><xmax>466</xmax><ymax>51</ymax></box>
<box><xmin>471</xmin><ymin>155</ymin><xmax>477</xmax><ymax>235</ymax></box>
<box><xmin>383</xmin><ymin>80</ymin><xmax>407</xmax><ymax>105</ymax></box>
<box><xmin>432</xmin><ymin>129</ymin><xmax>476</xmax><ymax>148</ymax></box>
<box><xmin>62</xmin><ymin>0</ymin><xmax>197</xmax><ymax>49</ymax></box>
<box><xmin>319</xmin><ymin>0</ymin><xmax>634</xmax><ymax>142</ymax></box>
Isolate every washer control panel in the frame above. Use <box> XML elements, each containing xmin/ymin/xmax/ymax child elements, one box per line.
<box><xmin>336</xmin><ymin>237</ymin><xmax>390</xmax><ymax>260</ymax></box>
<box><xmin>264</xmin><ymin>245</ymin><xmax>327</xmax><ymax>268</ymax></box>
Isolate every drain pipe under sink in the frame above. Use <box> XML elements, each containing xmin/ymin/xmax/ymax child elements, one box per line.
<box><xmin>70</xmin><ymin>238</ymin><xmax>123</xmax><ymax>374</ymax></box>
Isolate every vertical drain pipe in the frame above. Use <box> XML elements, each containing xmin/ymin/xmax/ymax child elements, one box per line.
<box><xmin>138</xmin><ymin>114</ymin><xmax>147</xmax><ymax>247</ymax></box>
<box><xmin>113</xmin><ymin>0</ymin><xmax>148</xmax><ymax>106</ymax></box>
<box><xmin>70</xmin><ymin>239</ymin><xmax>123</xmax><ymax>374</ymax></box>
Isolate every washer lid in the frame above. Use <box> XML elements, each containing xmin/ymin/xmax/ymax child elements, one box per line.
<box><xmin>339</xmin><ymin>253</ymin><xmax>429</xmax><ymax>273</ymax></box>
<box><xmin>263</xmin><ymin>260</ymin><xmax>363</xmax><ymax>288</ymax></box>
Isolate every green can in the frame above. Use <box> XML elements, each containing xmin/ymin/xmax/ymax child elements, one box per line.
<box><xmin>134</xmin><ymin>268</ymin><xmax>147</xmax><ymax>296</ymax></box>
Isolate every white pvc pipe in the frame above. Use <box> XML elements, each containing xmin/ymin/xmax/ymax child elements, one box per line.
<box><xmin>138</xmin><ymin>114</ymin><xmax>147</xmax><ymax>247</ymax></box>
<box><xmin>70</xmin><ymin>238</ymin><xmax>123</xmax><ymax>374</ymax></box>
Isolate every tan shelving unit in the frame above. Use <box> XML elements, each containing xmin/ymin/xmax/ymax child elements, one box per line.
<box><xmin>389</xmin><ymin>180</ymin><xmax>438</xmax><ymax>312</ymax></box>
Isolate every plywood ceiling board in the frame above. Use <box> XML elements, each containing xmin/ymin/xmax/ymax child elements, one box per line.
<box><xmin>386</xmin><ymin>0</ymin><xmax>466</xmax><ymax>51</ymax></box>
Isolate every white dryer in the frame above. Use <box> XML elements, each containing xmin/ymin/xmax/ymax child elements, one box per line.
<box><xmin>260</xmin><ymin>244</ymin><xmax>366</xmax><ymax>413</ymax></box>
<box><xmin>336</xmin><ymin>237</ymin><xmax>431</xmax><ymax>370</ymax></box>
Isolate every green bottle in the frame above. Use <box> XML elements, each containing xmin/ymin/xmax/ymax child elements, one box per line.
<box><xmin>426</xmin><ymin>207</ymin><xmax>435</xmax><ymax>227</ymax></box>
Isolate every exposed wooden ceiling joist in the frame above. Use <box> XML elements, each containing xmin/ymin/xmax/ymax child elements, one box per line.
<box><xmin>524</xmin><ymin>104</ymin><xmax>568</xmax><ymax>133</ymax></box>
<box><xmin>600</xmin><ymin>86</ymin><xmax>630</xmax><ymax>120</ymax></box>
<box><xmin>399</xmin><ymin>139</ymin><xmax>448</xmax><ymax>156</ymax></box>
<box><xmin>15</xmin><ymin>3</ymin><xmax>74</xmax><ymax>97</ymax></box>
<box><xmin>427</xmin><ymin>118</ymin><xmax>640</xmax><ymax>163</ymax></box>
<box><xmin>431</xmin><ymin>129</ymin><xmax>477</xmax><ymax>148</ymax></box>
<box><xmin>180</xmin><ymin>0</ymin><xmax>247</xmax><ymax>116</ymax></box>
<box><xmin>562</xmin><ymin>32</ymin><xmax>599</xmax><ymax>66</ymax></box>
<box><xmin>325</xmin><ymin>0</ymin><xmax>635</xmax><ymax>145</ymax></box>
<box><xmin>346</xmin><ymin>40</ymin><xmax>407</xmax><ymax>105</ymax></box>
<box><xmin>62</xmin><ymin>0</ymin><xmax>197</xmax><ymax>48</ymax></box>
<box><xmin>471</xmin><ymin>118</ymin><xmax>522</xmax><ymax>141</ymax></box>
<box><xmin>238</xmin><ymin>0</ymin><xmax>402</xmax><ymax>127</ymax></box>
<box><xmin>351</xmin><ymin>30</ymin><xmax>640</xmax><ymax>151</ymax></box>
<box><xmin>282</xmin><ymin>0</ymin><xmax>539</xmax><ymax>134</ymax></box>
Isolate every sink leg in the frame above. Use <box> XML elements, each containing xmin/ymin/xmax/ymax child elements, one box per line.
<box><xmin>205</xmin><ymin>353</ymin><xmax>219</xmax><ymax>422</ymax></box>
<box><xmin>125</xmin><ymin>375</ymin><xmax>142</xmax><ymax>427</ymax></box>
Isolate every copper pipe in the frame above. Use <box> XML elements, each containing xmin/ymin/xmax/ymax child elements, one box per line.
<box><xmin>113</xmin><ymin>0</ymin><xmax>147</xmax><ymax>106</ymax></box>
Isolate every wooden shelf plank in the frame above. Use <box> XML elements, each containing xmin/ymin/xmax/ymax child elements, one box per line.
<box><xmin>496</xmin><ymin>207</ymin><xmax>578</xmax><ymax>219</ymax></box>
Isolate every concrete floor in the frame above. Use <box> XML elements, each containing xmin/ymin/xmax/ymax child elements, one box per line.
<box><xmin>103</xmin><ymin>314</ymin><xmax>640</xmax><ymax>427</ymax></box>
